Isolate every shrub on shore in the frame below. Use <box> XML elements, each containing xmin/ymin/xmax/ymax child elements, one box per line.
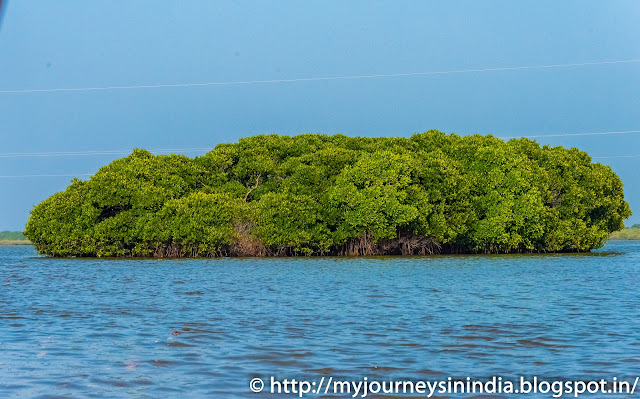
<box><xmin>0</xmin><ymin>231</ymin><xmax>28</xmax><ymax>241</ymax></box>
<box><xmin>0</xmin><ymin>231</ymin><xmax>31</xmax><ymax>245</ymax></box>
<box><xmin>609</xmin><ymin>225</ymin><xmax>640</xmax><ymax>240</ymax></box>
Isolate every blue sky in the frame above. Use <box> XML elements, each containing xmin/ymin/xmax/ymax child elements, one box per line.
<box><xmin>0</xmin><ymin>0</ymin><xmax>639</xmax><ymax>230</ymax></box>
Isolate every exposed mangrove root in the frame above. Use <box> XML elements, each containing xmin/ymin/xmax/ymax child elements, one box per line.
<box><xmin>228</xmin><ymin>221</ymin><xmax>267</xmax><ymax>257</ymax></box>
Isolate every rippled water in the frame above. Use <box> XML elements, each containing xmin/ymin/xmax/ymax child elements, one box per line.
<box><xmin>1</xmin><ymin>242</ymin><xmax>639</xmax><ymax>398</ymax></box>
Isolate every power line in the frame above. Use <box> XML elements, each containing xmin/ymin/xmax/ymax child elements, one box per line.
<box><xmin>0</xmin><ymin>147</ymin><xmax>211</xmax><ymax>158</ymax></box>
<box><xmin>1</xmin><ymin>59</ymin><xmax>639</xmax><ymax>94</ymax></box>
<box><xmin>0</xmin><ymin>174</ymin><xmax>93</xmax><ymax>178</ymax></box>
<box><xmin>0</xmin><ymin>129</ymin><xmax>637</xmax><ymax>177</ymax></box>
<box><xmin>2</xmin><ymin>155</ymin><xmax>637</xmax><ymax>179</ymax></box>
<box><xmin>498</xmin><ymin>130</ymin><xmax>640</xmax><ymax>139</ymax></box>
<box><xmin>593</xmin><ymin>154</ymin><xmax>640</xmax><ymax>159</ymax></box>
<box><xmin>1</xmin><ymin>153</ymin><xmax>638</xmax><ymax>178</ymax></box>
<box><xmin>1</xmin><ymin>129</ymin><xmax>639</xmax><ymax>158</ymax></box>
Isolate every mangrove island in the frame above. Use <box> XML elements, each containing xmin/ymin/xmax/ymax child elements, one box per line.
<box><xmin>24</xmin><ymin>131</ymin><xmax>631</xmax><ymax>257</ymax></box>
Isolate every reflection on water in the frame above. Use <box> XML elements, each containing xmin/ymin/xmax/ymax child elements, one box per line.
<box><xmin>1</xmin><ymin>242</ymin><xmax>639</xmax><ymax>398</ymax></box>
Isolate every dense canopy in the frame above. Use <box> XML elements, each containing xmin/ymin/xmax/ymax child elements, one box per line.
<box><xmin>25</xmin><ymin>131</ymin><xmax>631</xmax><ymax>257</ymax></box>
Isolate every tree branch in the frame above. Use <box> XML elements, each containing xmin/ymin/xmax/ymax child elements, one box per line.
<box><xmin>244</xmin><ymin>174</ymin><xmax>261</xmax><ymax>202</ymax></box>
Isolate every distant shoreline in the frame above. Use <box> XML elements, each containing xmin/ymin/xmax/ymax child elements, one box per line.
<box><xmin>0</xmin><ymin>240</ymin><xmax>32</xmax><ymax>245</ymax></box>
<box><xmin>0</xmin><ymin>231</ymin><xmax>30</xmax><ymax>245</ymax></box>
<box><xmin>608</xmin><ymin>226</ymin><xmax>640</xmax><ymax>240</ymax></box>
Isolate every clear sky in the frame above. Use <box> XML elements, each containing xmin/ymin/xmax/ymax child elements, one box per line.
<box><xmin>1</xmin><ymin>0</ymin><xmax>639</xmax><ymax>231</ymax></box>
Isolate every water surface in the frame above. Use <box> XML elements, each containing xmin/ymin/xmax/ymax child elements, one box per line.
<box><xmin>1</xmin><ymin>242</ymin><xmax>639</xmax><ymax>398</ymax></box>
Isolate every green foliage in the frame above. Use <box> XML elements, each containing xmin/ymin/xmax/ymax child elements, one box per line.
<box><xmin>141</xmin><ymin>192</ymin><xmax>245</xmax><ymax>256</ymax></box>
<box><xmin>253</xmin><ymin>193</ymin><xmax>332</xmax><ymax>255</ymax></box>
<box><xmin>24</xmin><ymin>132</ymin><xmax>633</xmax><ymax>257</ymax></box>
<box><xmin>330</xmin><ymin>151</ymin><xmax>418</xmax><ymax>243</ymax></box>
